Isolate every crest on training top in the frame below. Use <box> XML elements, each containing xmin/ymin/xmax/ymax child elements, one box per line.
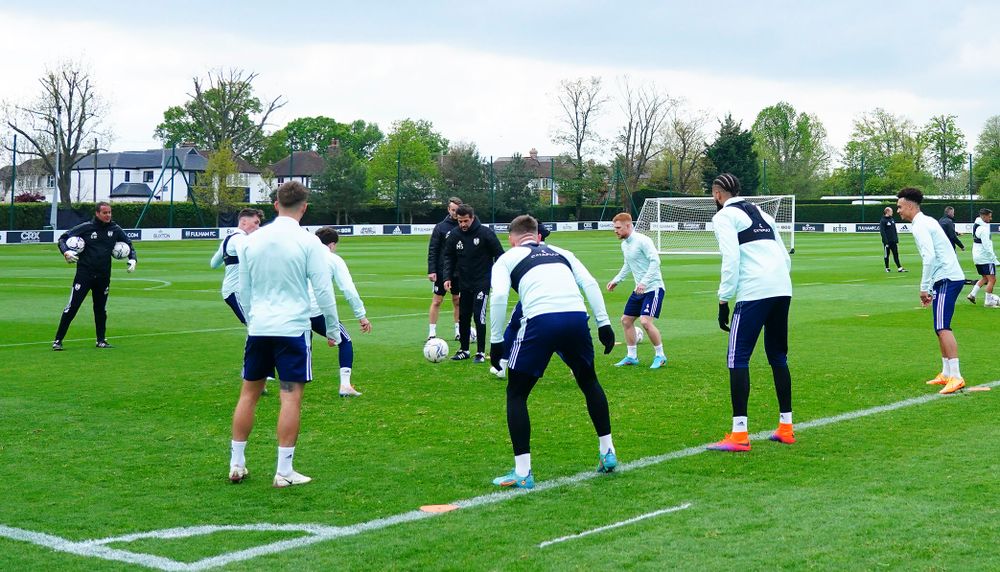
<box><xmin>456</xmin><ymin>241</ymin><xmax>464</xmax><ymax>250</ymax></box>
<box><xmin>90</xmin><ymin>232</ymin><xmax>98</xmax><ymax>239</ymax></box>
<box><xmin>473</xmin><ymin>238</ymin><xmax>480</xmax><ymax>246</ymax></box>
<box><xmin>107</xmin><ymin>231</ymin><xmax>114</xmax><ymax>237</ymax></box>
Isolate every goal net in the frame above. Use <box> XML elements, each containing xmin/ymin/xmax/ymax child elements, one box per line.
<box><xmin>635</xmin><ymin>195</ymin><xmax>795</xmax><ymax>254</ymax></box>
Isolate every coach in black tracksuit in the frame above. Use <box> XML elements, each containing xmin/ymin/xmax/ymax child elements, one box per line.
<box><xmin>53</xmin><ymin>202</ymin><xmax>136</xmax><ymax>350</ymax></box>
<box><xmin>442</xmin><ymin>204</ymin><xmax>504</xmax><ymax>361</ymax></box>
<box><xmin>879</xmin><ymin>207</ymin><xmax>906</xmax><ymax>272</ymax></box>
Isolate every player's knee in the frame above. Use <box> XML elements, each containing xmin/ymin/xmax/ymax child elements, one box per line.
<box><xmin>620</xmin><ymin>315</ymin><xmax>634</xmax><ymax>327</ymax></box>
<box><xmin>639</xmin><ymin>315</ymin><xmax>654</xmax><ymax>328</ymax></box>
<box><xmin>766</xmin><ymin>354</ymin><xmax>788</xmax><ymax>367</ymax></box>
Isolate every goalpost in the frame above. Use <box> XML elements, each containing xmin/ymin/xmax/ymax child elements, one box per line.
<box><xmin>635</xmin><ymin>195</ymin><xmax>796</xmax><ymax>254</ymax></box>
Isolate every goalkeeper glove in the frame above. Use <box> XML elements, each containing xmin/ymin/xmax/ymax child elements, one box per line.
<box><xmin>127</xmin><ymin>259</ymin><xmax>136</xmax><ymax>273</ymax></box>
<box><xmin>718</xmin><ymin>302</ymin><xmax>731</xmax><ymax>332</ymax></box>
<box><xmin>597</xmin><ymin>324</ymin><xmax>615</xmax><ymax>354</ymax></box>
<box><xmin>489</xmin><ymin>342</ymin><xmax>504</xmax><ymax>371</ymax></box>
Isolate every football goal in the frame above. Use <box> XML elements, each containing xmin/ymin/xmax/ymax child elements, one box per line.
<box><xmin>635</xmin><ymin>195</ymin><xmax>795</xmax><ymax>254</ymax></box>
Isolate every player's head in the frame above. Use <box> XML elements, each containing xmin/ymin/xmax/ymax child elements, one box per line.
<box><xmin>275</xmin><ymin>181</ymin><xmax>309</xmax><ymax>219</ymax></box>
<box><xmin>95</xmin><ymin>201</ymin><xmax>112</xmax><ymax>223</ymax></box>
<box><xmin>711</xmin><ymin>173</ymin><xmax>741</xmax><ymax>208</ymax></box>
<box><xmin>456</xmin><ymin>204</ymin><xmax>475</xmax><ymax>231</ymax></box>
<box><xmin>980</xmin><ymin>208</ymin><xmax>993</xmax><ymax>223</ymax></box>
<box><xmin>612</xmin><ymin>212</ymin><xmax>633</xmax><ymax>240</ymax></box>
<box><xmin>238</xmin><ymin>208</ymin><xmax>264</xmax><ymax>234</ymax></box>
<box><xmin>447</xmin><ymin>197</ymin><xmax>463</xmax><ymax>220</ymax></box>
<box><xmin>944</xmin><ymin>206</ymin><xmax>955</xmax><ymax>217</ymax></box>
<box><xmin>315</xmin><ymin>226</ymin><xmax>340</xmax><ymax>251</ymax></box>
<box><xmin>895</xmin><ymin>187</ymin><xmax>923</xmax><ymax>222</ymax></box>
<box><xmin>884</xmin><ymin>207</ymin><xmax>893</xmax><ymax>217</ymax></box>
<box><xmin>508</xmin><ymin>214</ymin><xmax>540</xmax><ymax>246</ymax></box>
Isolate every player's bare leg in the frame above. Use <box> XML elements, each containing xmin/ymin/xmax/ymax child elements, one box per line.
<box><xmin>614</xmin><ymin>315</ymin><xmax>639</xmax><ymax>366</ymax></box>
<box><xmin>641</xmin><ymin>315</ymin><xmax>668</xmax><ymax>369</ymax></box>
<box><xmin>229</xmin><ymin>378</ymin><xmax>265</xmax><ymax>482</ymax></box>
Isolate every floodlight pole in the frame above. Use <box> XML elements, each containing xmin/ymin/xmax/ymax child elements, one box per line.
<box><xmin>860</xmin><ymin>155</ymin><xmax>866</xmax><ymax>223</ymax></box>
<box><xmin>969</xmin><ymin>153</ymin><xmax>974</xmax><ymax>222</ymax></box>
<box><xmin>489</xmin><ymin>156</ymin><xmax>495</xmax><ymax>224</ymax></box>
<box><xmin>92</xmin><ymin>138</ymin><xmax>98</xmax><ymax>203</ymax></box>
<box><xmin>395</xmin><ymin>148</ymin><xmax>401</xmax><ymax>224</ymax></box>
<box><xmin>8</xmin><ymin>135</ymin><xmax>16</xmax><ymax>230</ymax></box>
<box><xmin>550</xmin><ymin>157</ymin><xmax>555</xmax><ymax>223</ymax></box>
<box><xmin>48</xmin><ymin>102</ymin><xmax>61</xmax><ymax>229</ymax></box>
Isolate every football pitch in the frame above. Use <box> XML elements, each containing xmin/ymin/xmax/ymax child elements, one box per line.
<box><xmin>1</xmin><ymin>231</ymin><xmax>998</xmax><ymax>571</ymax></box>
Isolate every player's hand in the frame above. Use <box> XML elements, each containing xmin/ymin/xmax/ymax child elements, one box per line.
<box><xmin>597</xmin><ymin>325</ymin><xmax>615</xmax><ymax>354</ymax></box>
<box><xmin>327</xmin><ymin>336</ymin><xmax>339</xmax><ymax>347</ymax></box>
<box><xmin>718</xmin><ymin>301</ymin><xmax>731</xmax><ymax>332</ymax></box>
<box><xmin>64</xmin><ymin>251</ymin><xmax>78</xmax><ymax>264</ymax></box>
<box><xmin>444</xmin><ymin>280</ymin><xmax>452</xmax><ymax>291</ymax></box>
<box><xmin>635</xmin><ymin>283</ymin><xmax>647</xmax><ymax>295</ymax></box>
<box><xmin>920</xmin><ymin>291</ymin><xmax>932</xmax><ymax>307</ymax></box>
<box><xmin>126</xmin><ymin>259</ymin><xmax>136</xmax><ymax>273</ymax></box>
<box><xmin>606</xmin><ymin>281</ymin><xmax>617</xmax><ymax>292</ymax></box>
<box><xmin>359</xmin><ymin>318</ymin><xmax>372</xmax><ymax>333</ymax></box>
<box><xmin>490</xmin><ymin>342</ymin><xmax>504</xmax><ymax>370</ymax></box>
<box><xmin>428</xmin><ymin>272</ymin><xmax>436</xmax><ymax>282</ymax></box>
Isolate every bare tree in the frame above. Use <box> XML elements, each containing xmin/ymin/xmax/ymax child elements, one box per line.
<box><xmin>553</xmin><ymin>77</ymin><xmax>608</xmax><ymax>177</ymax></box>
<box><xmin>662</xmin><ymin>105</ymin><xmax>710</xmax><ymax>193</ymax></box>
<box><xmin>3</xmin><ymin>61</ymin><xmax>110</xmax><ymax>206</ymax></box>
<box><xmin>616</xmin><ymin>78</ymin><xmax>674</xmax><ymax>197</ymax></box>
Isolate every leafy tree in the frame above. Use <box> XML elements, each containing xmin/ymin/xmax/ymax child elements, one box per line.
<box><xmin>439</xmin><ymin>143</ymin><xmax>489</xmax><ymax>210</ymax></box>
<box><xmin>844</xmin><ymin>108</ymin><xmax>926</xmax><ymax>176</ymax></box>
<box><xmin>554</xmin><ymin>158</ymin><xmax>608</xmax><ymax>214</ymax></box>
<box><xmin>192</xmin><ymin>141</ymin><xmax>241</xmax><ymax>222</ymax></box>
<box><xmin>497</xmin><ymin>153</ymin><xmax>539</xmax><ymax>215</ymax></box>
<box><xmin>979</xmin><ymin>170</ymin><xmax>1000</xmax><ymax>200</ymax></box>
<box><xmin>367</xmin><ymin>119</ymin><xmax>443</xmax><ymax>222</ymax></box>
<box><xmin>702</xmin><ymin>114</ymin><xmax>759</xmax><ymax>194</ymax></box>
<box><xmin>923</xmin><ymin>114</ymin><xmax>966</xmax><ymax>181</ymax></box>
<box><xmin>154</xmin><ymin>69</ymin><xmax>285</xmax><ymax>163</ymax></box>
<box><xmin>751</xmin><ymin>101</ymin><xmax>831</xmax><ymax>196</ymax></box>
<box><xmin>973</xmin><ymin>115</ymin><xmax>1000</xmax><ymax>189</ymax></box>
<box><xmin>312</xmin><ymin>149</ymin><xmax>368</xmax><ymax>224</ymax></box>
<box><xmin>259</xmin><ymin>117</ymin><xmax>383</xmax><ymax>166</ymax></box>
<box><xmin>3</xmin><ymin>60</ymin><xmax>111</xmax><ymax>207</ymax></box>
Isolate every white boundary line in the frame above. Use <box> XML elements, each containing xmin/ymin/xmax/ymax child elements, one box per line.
<box><xmin>0</xmin><ymin>312</ymin><xmax>426</xmax><ymax>349</ymax></box>
<box><xmin>1</xmin><ymin>380</ymin><xmax>996</xmax><ymax>570</ymax></box>
<box><xmin>538</xmin><ymin>502</ymin><xmax>692</xmax><ymax>548</ymax></box>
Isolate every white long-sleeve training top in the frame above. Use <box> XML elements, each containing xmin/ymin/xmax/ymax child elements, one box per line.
<box><xmin>910</xmin><ymin>211</ymin><xmax>965</xmax><ymax>292</ymax></box>
<box><xmin>489</xmin><ymin>240</ymin><xmax>611</xmax><ymax>344</ymax></box>
<box><xmin>712</xmin><ymin>197</ymin><xmax>792</xmax><ymax>302</ymax></box>
<box><xmin>971</xmin><ymin>216</ymin><xmax>999</xmax><ymax>265</ymax></box>
<box><xmin>237</xmin><ymin>216</ymin><xmax>340</xmax><ymax>341</ymax></box>
<box><xmin>308</xmin><ymin>251</ymin><xmax>367</xmax><ymax>320</ymax></box>
<box><xmin>209</xmin><ymin>230</ymin><xmax>247</xmax><ymax>298</ymax></box>
<box><xmin>611</xmin><ymin>231</ymin><xmax>665</xmax><ymax>291</ymax></box>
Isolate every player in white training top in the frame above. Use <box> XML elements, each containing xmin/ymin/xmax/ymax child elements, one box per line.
<box><xmin>210</xmin><ymin>208</ymin><xmax>263</xmax><ymax>324</ymax></box>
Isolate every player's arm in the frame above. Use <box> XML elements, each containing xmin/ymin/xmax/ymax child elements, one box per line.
<box><xmin>488</xmin><ymin>259</ymin><xmax>512</xmax><ymax>344</ymax></box>
<box><xmin>714</xmin><ymin>213</ymin><xmax>741</xmax><ymax>301</ymax></box>
<box><xmin>58</xmin><ymin>222</ymin><xmax>90</xmax><ymax>262</ymax></box>
<box><xmin>210</xmin><ymin>241</ymin><xmax>225</xmax><ymax>268</ymax></box>
<box><xmin>637</xmin><ymin>238</ymin><xmax>661</xmax><ymax>291</ymax></box>
<box><xmin>561</xmin><ymin>248</ymin><xmax>611</xmax><ymax>327</ymax></box>
<box><xmin>427</xmin><ymin>228</ymin><xmax>441</xmax><ymax>276</ymax></box>
<box><xmin>953</xmin><ymin>225</ymin><xmax>965</xmax><ymax>250</ymax></box>
<box><xmin>331</xmin><ymin>255</ymin><xmax>367</xmax><ymax>319</ymax></box>
<box><xmin>488</xmin><ymin>231</ymin><xmax>505</xmax><ymax>263</ymax></box>
<box><xmin>442</xmin><ymin>233</ymin><xmax>457</xmax><ymax>286</ymax></box>
<box><xmin>911</xmin><ymin>224</ymin><xmax>935</xmax><ymax>294</ymax></box>
<box><xmin>236</xmin><ymin>241</ymin><xmax>252</xmax><ymax>318</ymax></box>
<box><xmin>608</xmin><ymin>260</ymin><xmax>628</xmax><ymax>291</ymax></box>
<box><xmin>764</xmin><ymin>212</ymin><xmax>792</xmax><ymax>270</ymax></box>
<box><xmin>308</xmin><ymin>242</ymin><xmax>341</xmax><ymax>343</ymax></box>
<box><xmin>112</xmin><ymin>226</ymin><xmax>136</xmax><ymax>260</ymax></box>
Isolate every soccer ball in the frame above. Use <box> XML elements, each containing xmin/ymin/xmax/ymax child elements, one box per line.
<box><xmin>112</xmin><ymin>241</ymin><xmax>131</xmax><ymax>260</ymax></box>
<box><xmin>66</xmin><ymin>236</ymin><xmax>86</xmax><ymax>253</ymax></box>
<box><xmin>633</xmin><ymin>326</ymin><xmax>644</xmax><ymax>344</ymax></box>
<box><xmin>423</xmin><ymin>338</ymin><xmax>449</xmax><ymax>363</ymax></box>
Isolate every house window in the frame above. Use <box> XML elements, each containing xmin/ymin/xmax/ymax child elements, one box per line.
<box><xmin>278</xmin><ymin>177</ymin><xmax>285</xmax><ymax>184</ymax></box>
<box><xmin>124</xmin><ymin>171</ymin><xmax>131</xmax><ymax>182</ymax></box>
<box><xmin>143</xmin><ymin>171</ymin><xmax>154</xmax><ymax>182</ymax></box>
<box><xmin>46</xmin><ymin>175</ymin><xmax>55</xmax><ymax>188</ymax></box>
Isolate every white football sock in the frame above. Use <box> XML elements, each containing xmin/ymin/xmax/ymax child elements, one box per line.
<box><xmin>514</xmin><ymin>453</ymin><xmax>531</xmax><ymax>477</ymax></box>
<box><xmin>948</xmin><ymin>358</ymin><xmax>961</xmax><ymax>379</ymax></box>
<box><xmin>779</xmin><ymin>412</ymin><xmax>793</xmax><ymax>425</ymax></box>
<box><xmin>454</xmin><ymin>322</ymin><xmax>460</xmax><ymax>335</ymax></box>
<box><xmin>626</xmin><ymin>345</ymin><xmax>638</xmax><ymax>359</ymax></box>
<box><xmin>653</xmin><ymin>344</ymin><xmax>665</xmax><ymax>357</ymax></box>
<box><xmin>230</xmin><ymin>440</ymin><xmax>247</xmax><ymax>467</ymax></box>
<box><xmin>340</xmin><ymin>367</ymin><xmax>352</xmax><ymax>390</ymax></box>
<box><xmin>598</xmin><ymin>434</ymin><xmax>615</xmax><ymax>455</ymax></box>
<box><xmin>971</xmin><ymin>284</ymin><xmax>981</xmax><ymax>296</ymax></box>
<box><xmin>277</xmin><ymin>446</ymin><xmax>295</xmax><ymax>476</ymax></box>
<box><xmin>732</xmin><ymin>416</ymin><xmax>748</xmax><ymax>433</ymax></box>
<box><xmin>942</xmin><ymin>357</ymin><xmax>951</xmax><ymax>377</ymax></box>
<box><xmin>428</xmin><ymin>324</ymin><xmax>437</xmax><ymax>337</ymax></box>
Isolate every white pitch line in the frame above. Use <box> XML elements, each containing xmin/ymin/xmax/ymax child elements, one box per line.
<box><xmin>0</xmin><ymin>312</ymin><xmax>427</xmax><ymax>349</ymax></box>
<box><xmin>538</xmin><ymin>503</ymin><xmax>692</xmax><ymax>548</ymax></box>
<box><xmin>1</xmin><ymin>380</ymin><xmax>996</xmax><ymax>570</ymax></box>
<box><xmin>118</xmin><ymin>278</ymin><xmax>174</xmax><ymax>290</ymax></box>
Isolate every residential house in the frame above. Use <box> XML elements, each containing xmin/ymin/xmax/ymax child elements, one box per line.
<box><xmin>267</xmin><ymin>142</ymin><xmax>341</xmax><ymax>190</ymax></box>
<box><xmin>491</xmin><ymin>148</ymin><xmax>564</xmax><ymax>204</ymax></box>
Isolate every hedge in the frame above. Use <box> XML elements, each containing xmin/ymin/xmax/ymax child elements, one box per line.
<box><xmin>1</xmin><ymin>199</ymin><xmax>995</xmax><ymax>230</ymax></box>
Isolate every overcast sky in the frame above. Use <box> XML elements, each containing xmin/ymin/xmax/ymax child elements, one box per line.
<box><xmin>1</xmin><ymin>1</ymin><xmax>998</xmax><ymax>165</ymax></box>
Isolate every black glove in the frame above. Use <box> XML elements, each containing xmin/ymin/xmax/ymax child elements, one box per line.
<box><xmin>718</xmin><ymin>302</ymin><xmax>731</xmax><ymax>332</ymax></box>
<box><xmin>597</xmin><ymin>325</ymin><xmax>615</xmax><ymax>354</ymax></box>
<box><xmin>490</xmin><ymin>342</ymin><xmax>504</xmax><ymax>370</ymax></box>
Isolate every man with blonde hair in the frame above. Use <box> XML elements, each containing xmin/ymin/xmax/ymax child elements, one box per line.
<box><xmin>606</xmin><ymin>212</ymin><xmax>667</xmax><ymax>369</ymax></box>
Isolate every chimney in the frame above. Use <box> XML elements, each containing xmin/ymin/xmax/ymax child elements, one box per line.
<box><xmin>327</xmin><ymin>139</ymin><xmax>340</xmax><ymax>155</ymax></box>
<box><xmin>529</xmin><ymin>148</ymin><xmax>538</xmax><ymax>160</ymax></box>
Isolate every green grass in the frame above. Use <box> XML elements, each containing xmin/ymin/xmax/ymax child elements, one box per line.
<box><xmin>1</xmin><ymin>231</ymin><xmax>998</xmax><ymax>571</ymax></box>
